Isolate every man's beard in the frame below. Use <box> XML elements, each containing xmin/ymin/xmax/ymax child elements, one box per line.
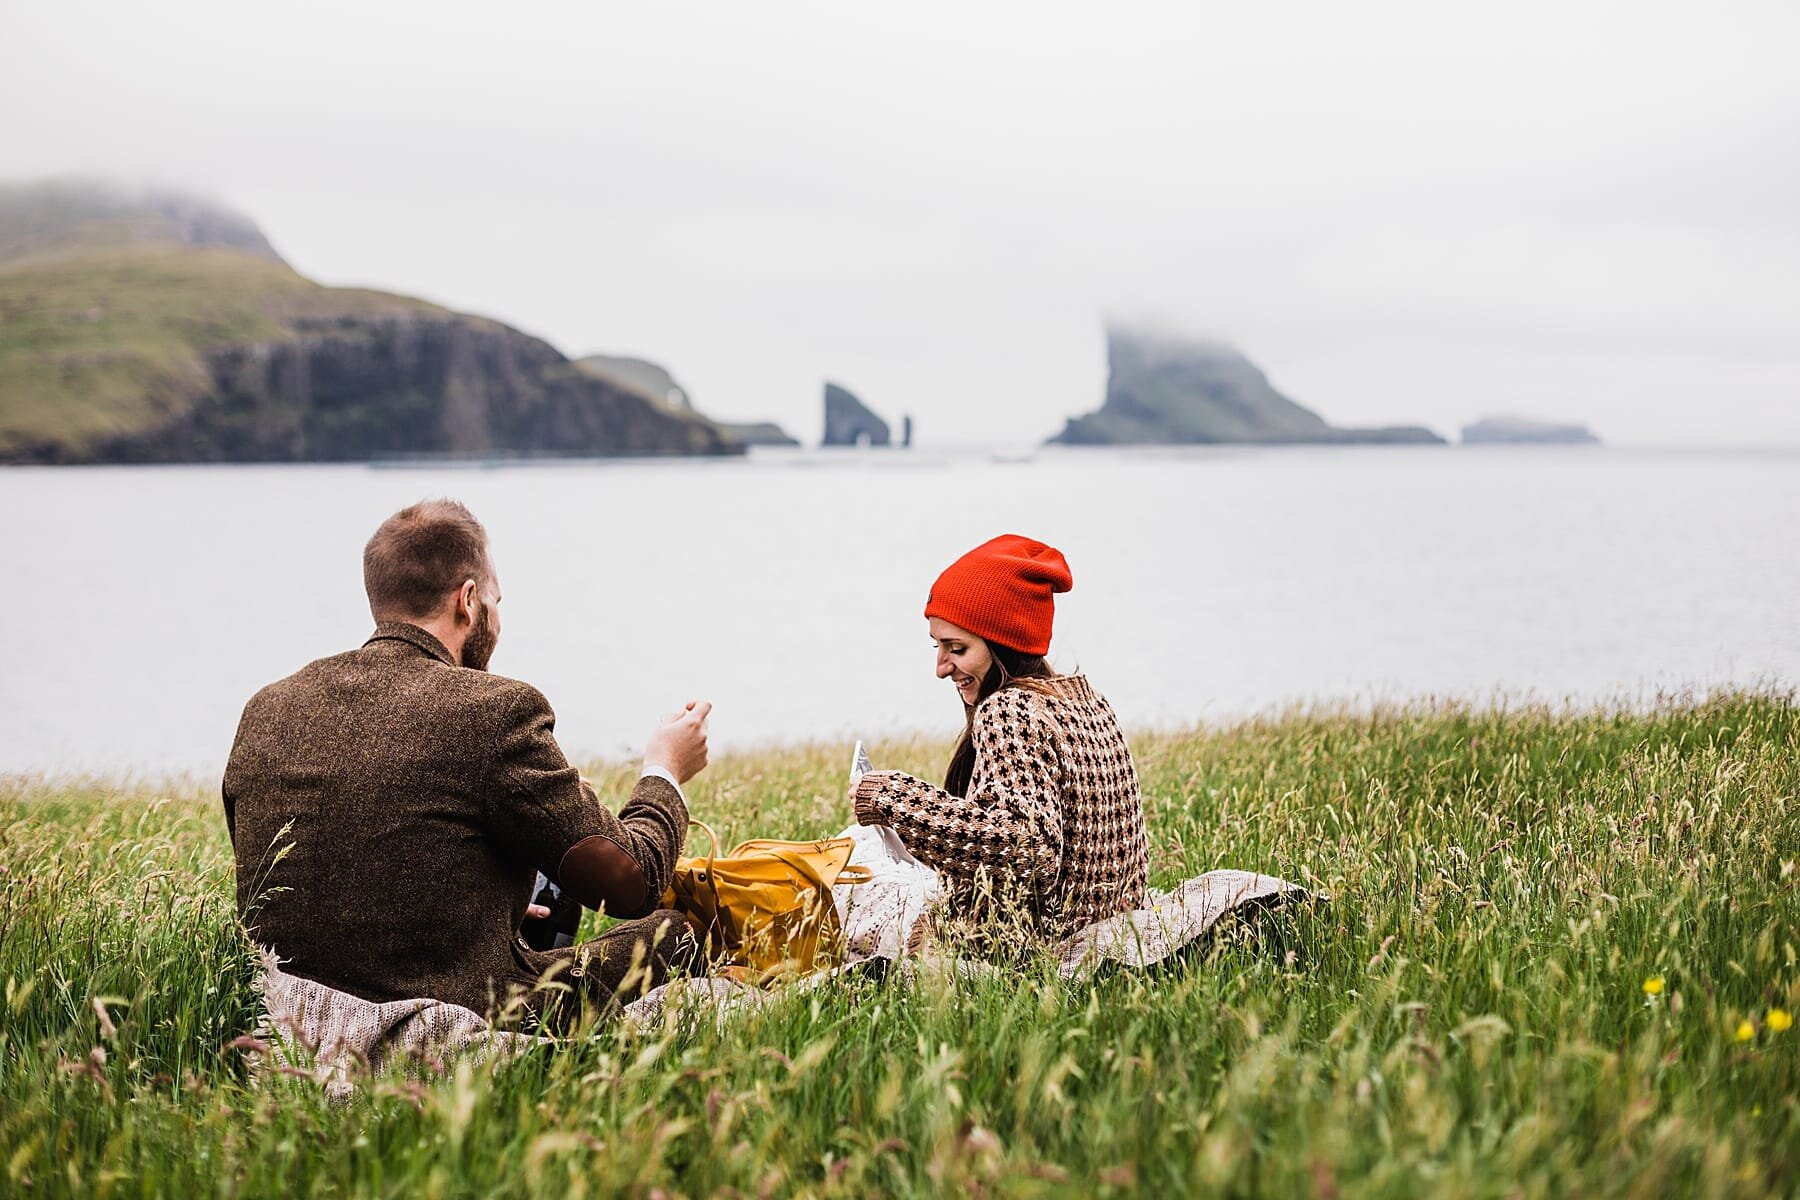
<box><xmin>461</xmin><ymin>599</ymin><xmax>497</xmax><ymax>671</ymax></box>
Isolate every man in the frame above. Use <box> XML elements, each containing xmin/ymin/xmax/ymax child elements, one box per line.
<box><xmin>223</xmin><ymin>498</ymin><xmax>709</xmax><ymax>1029</ymax></box>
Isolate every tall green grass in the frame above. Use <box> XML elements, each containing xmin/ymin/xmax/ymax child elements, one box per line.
<box><xmin>3</xmin><ymin>695</ymin><xmax>1796</xmax><ymax>1197</ymax></box>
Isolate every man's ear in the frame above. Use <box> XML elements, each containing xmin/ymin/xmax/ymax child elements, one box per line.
<box><xmin>456</xmin><ymin>578</ymin><xmax>479</xmax><ymax>626</ymax></box>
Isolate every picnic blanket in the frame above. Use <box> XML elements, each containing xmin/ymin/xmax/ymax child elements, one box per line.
<box><xmin>245</xmin><ymin>949</ymin><xmax>541</xmax><ymax>1102</ymax></box>
<box><xmin>1056</xmin><ymin>868</ymin><xmax>1315</xmax><ymax>979</ymax></box>
<box><xmin>249</xmin><ymin>828</ymin><xmax>1319</xmax><ymax>1097</ymax></box>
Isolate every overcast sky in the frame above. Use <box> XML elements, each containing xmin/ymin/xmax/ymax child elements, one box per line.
<box><xmin>5</xmin><ymin>0</ymin><xmax>1797</xmax><ymax>445</ymax></box>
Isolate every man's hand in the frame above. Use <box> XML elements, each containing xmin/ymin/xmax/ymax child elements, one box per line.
<box><xmin>645</xmin><ymin>700</ymin><xmax>712</xmax><ymax>785</ymax></box>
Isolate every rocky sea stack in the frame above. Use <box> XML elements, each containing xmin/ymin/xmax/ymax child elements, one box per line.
<box><xmin>1051</xmin><ymin>326</ymin><xmax>1444</xmax><ymax>447</ymax></box>
<box><xmin>821</xmin><ymin>382</ymin><xmax>890</xmax><ymax>447</ymax></box>
<box><xmin>0</xmin><ymin>181</ymin><xmax>741</xmax><ymax>464</ymax></box>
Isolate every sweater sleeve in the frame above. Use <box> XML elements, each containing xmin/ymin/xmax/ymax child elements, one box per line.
<box><xmin>852</xmin><ymin>688</ymin><xmax>1063</xmax><ymax>890</ymax></box>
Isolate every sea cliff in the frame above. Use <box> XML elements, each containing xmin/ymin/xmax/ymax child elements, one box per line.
<box><xmin>0</xmin><ymin>182</ymin><xmax>740</xmax><ymax>464</ymax></box>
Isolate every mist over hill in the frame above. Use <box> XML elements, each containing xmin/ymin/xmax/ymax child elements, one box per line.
<box><xmin>0</xmin><ymin>180</ymin><xmax>283</xmax><ymax>266</ymax></box>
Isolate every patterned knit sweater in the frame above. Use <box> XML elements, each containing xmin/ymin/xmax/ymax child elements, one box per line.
<box><xmin>853</xmin><ymin>675</ymin><xmax>1149</xmax><ymax>939</ymax></box>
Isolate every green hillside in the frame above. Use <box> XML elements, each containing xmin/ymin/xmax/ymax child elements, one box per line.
<box><xmin>0</xmin><ymin>182</ymin><xmax>739</xmax><ymax>463</ymax></box>
<box><xmin>0</xmin><ymin>243</ymin><xmax>439</xmax><ymax>458</ymax></box>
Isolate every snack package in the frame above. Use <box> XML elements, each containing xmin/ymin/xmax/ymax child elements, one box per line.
<box><xmin>849</xmin><ymin>739</ymin><xmax>873</xmax><ymax>789</ymax></box>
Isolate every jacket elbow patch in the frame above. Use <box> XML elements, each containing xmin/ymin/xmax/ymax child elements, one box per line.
<box><xmin>558</xmin><ymin>834</ymin><xmax>651</xmax><ymax>917</ymax></box>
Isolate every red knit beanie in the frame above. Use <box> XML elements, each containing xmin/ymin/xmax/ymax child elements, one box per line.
<box><xmin>923</xmin><ymin>534</ymin><xmax>1073</xmax><ymax>657</ymax></box>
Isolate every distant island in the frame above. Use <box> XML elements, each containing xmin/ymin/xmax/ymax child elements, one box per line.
<box><xmin>715</xmin><ymin>421</ymin><xmax>803</xmax><ymax>448</ymax></box>
<box><xmin>1049</xmin><ymin>327</ymin><xmax>1444</xmax><ymax>447</ymax></box>
<box><xmin>0</xmin><ymin>181</ymin><xmax>743</xmax><ymax>464</ymax></box>
<box><xmin>573</xmin><ymin>354</ymin><xmax>798</xmax><ymax>447</ymax></box>
<box><xmin>1461</xmin><ymin>416</ymin><xmax>1601</xmax><ymax>445</ymax></box>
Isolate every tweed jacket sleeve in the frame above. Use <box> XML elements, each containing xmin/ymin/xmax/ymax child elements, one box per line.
<box><xmin>485</xmin><ymin>684</ymin><xmax>689</xmax><ymax>919</ymax></box>
<box><xmin>852</xmin><ymin>687</ymin><xmax>1063</xmax><ymax>891</ymax></box>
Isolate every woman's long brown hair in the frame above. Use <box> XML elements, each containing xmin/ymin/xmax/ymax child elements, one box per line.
<box><xmin>943</xmin><ymin>641</ymin><xmax>1057</xmax><ymax>797</ymax></box>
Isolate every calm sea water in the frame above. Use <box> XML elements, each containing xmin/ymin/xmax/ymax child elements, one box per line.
<box><xmin>2</xmin><ymin>445</ymin><xmax>1796</xmax><ymax>778</ymax></box>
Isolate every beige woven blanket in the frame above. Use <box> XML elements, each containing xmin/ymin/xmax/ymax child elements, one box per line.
<box><xmin>249</xmin><ymin>866</ymin><xmax>1317</xmax><ymax>1100</ymax></box>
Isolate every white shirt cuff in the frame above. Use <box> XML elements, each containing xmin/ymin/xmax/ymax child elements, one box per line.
<box><xmin>640</xmin><ymin>764</ymin><xmax>686</xmax><ymax>803</ymax></box>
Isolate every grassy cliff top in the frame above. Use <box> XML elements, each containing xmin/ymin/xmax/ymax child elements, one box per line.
<box><xmin>3</xmin><ymin>693</ymin><xmax>1796</xmax><ymax>1194</ymax></box>
<box><xmin>0</xmin><ymin>241</ymin><xmax>445</xmax><ymax>456</ymax></box>
<box><xmin>0</xmin><ymin>183</ymin><xmax>468</xmax><ymax>457</ymax></box>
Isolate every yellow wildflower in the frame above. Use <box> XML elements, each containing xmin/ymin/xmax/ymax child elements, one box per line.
<box><xmin>1734</xmin><ymin>1019</ymin><xmax>1756</xmax><ymax>1042</ymax></box>
<box><xmin>1768</xmin><ymin>1008</ymin><xmax>1792</xmax><ymax>1033</ymax></box>
<box><xmin>1641</xmin><ymin>976</ymin><xmax>1665</xmax><ymax>997</ymax></box>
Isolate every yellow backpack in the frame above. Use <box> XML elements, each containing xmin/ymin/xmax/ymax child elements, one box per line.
<box><xmin>663</xmin><ymin>822</ymin><xmax>872</xmax><ymax>980</ymax></box>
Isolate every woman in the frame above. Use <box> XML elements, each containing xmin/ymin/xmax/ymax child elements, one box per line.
<box><xmin>852</xmin><ymin>534</ymin><xmax>1149</xmax><ymax>941</ymax></box>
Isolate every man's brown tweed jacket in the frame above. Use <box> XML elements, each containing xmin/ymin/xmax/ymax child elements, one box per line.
<box><xmin>223</xmin><ymin>622</ymin><xmax>690</xmax><ymax>1023</ymax></box>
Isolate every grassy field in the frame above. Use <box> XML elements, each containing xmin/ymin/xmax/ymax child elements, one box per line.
<box><xmin>2</xmin><ymin>694</ymin><xmax>1797</xmax><ymax>1197</ymax></box>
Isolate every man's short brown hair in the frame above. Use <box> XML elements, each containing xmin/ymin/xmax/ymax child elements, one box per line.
<box><xmin>363</xmin><ymin>499</ymin><xmax>490</xmax><ymax>620</ymax></box>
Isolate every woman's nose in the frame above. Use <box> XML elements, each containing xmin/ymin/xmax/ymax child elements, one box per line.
<box><xmin>935</xmin><ymin>654</ymin><xmax>954</xmax><ymax>678</ymax></box>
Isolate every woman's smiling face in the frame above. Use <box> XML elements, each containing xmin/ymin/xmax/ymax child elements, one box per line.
<box><xmin>929</xmin><ymin>617</ymin><xmax>994</xmax><ymax>708</ymax></box>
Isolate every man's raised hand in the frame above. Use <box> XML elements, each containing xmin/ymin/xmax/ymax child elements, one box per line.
<box><xmin>645</xmin><ymin>700</ymin><xmax>712</xmax><ymax>785</ymax></box>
